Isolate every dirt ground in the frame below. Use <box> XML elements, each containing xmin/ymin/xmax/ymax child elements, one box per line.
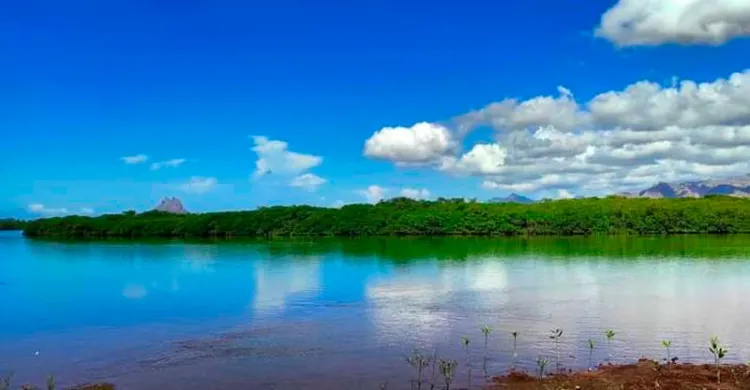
<box><xmin>490</xmin><ymin>359</ymin><xmax>750</xmax><ymax>390</ymax></box>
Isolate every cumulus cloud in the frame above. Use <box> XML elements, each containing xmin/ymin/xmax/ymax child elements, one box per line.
<box><xmin>27</xmin><ymin>204</ymin><xmax>95</xmax><ymax>216</ymax></box>
<box><xmin>400</xmin><ymin>188</ymin><xmax>431</xmax><ymax>200</ymax></box>
<box><xmin>364</xmin><ymin>122</ymin><xmax>458</xmax><ymax>165</ymax></box>
<box><xmin>178</xmin><ymin>176</ymin><xmax>218</xmax><ymax>194</ymax></box>
<box><xmin>151</xmin><ymin>158</ymin><xmax>186</xmax><ymax>170</ymax></box>
<box><xmin>27</xmin><ymin>204</ymin><xmax>69</xmax><ymax>216</ymax></box>
<box><xmin>455</xmin><ymin>86</ymin><xmax>584</xmax><ymax>133</ymax></box>
<box><xmin>595</xmin><ymin>0</ymin><xmax>750</xmax><ymax>47</ymax></box>
<box><xmin>121</xmin><ymin>154</ymin><xmax>148</xmax><ymax>164</ymax></box>
<box><xmin>251</xmin><ymin>136</ymin><xmax>322</xmax><ymax>178</ymax></box>
<box><xmin>358</xmin><ymin>185</ymin><xmax>388</xmax><ymax>203</ymax></box>
<box><xmin>368</xmin><ymin>68</ymin><xmax>750</xmax><ymax>196</ymax></box>
<box><xmin>289</xmin><ymin>173</ymin><xmax>327</xmax><ymax>191</ymax></box>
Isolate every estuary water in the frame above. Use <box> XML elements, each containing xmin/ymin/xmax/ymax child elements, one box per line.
<box><xmin>1</xmin><ymin>231</ymin><xmax>750</xmax><ymax>389</ymax></box>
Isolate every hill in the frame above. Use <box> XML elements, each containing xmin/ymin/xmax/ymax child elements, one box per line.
<box><xmin>626</xmin><ymin>174</ymin><xmax>750</xmax><ymax>199</ymax></box>
<box><xmin>487</xmin><ymin>193</ymin><xmax>535</xmax><ymax>204</ymax></box>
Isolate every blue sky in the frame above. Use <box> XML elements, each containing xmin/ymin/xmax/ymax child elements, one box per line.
<box><xmin>2</xmin><ymin>0</ymin><xmax>750</xmax><ymax>217</ymax></box>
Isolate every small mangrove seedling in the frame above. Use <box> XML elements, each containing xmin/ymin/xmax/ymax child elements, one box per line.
<box><xmin>661</xmin><ymin>340</ymin><xmax>672</xmax><ymax>364</ymax></box>
<box><xmin>481</xmin><ymin>325</ymin><xmax>492</xmax><ymax>350</ymax></box>
<box><xmin>405</xmin><ymin>349</ymin><xmax>431</xmax><ymax>389</ymax></box>
<box><xmin>438</xmin><ymin>359</ymin><xmax>458</xmax><ymax>390</ymax></box>
<box><xmin>511</xmin><ymin>330</ymin><xmax>519</xmax><ymax>371</ymax></box>
<box><xmin>709</xmin><ymin>336</ymin><xmax>728</xmax><ymax>384</ymax></box>
<box><xmin>549</xmin><ymin>327</ymin><xmax>563</xmax><ymax>372</ymax></box>
<box><xmin>587</xmin><ymin>339</ymin><xmax>596</xmax><ymax>370</ymax></box>
<box><xmin>46</xmin><ymin>375</ymin><xmax>56</xmax><ymax>390</ymax></box>
<box><xmin>481</xmin><ymin>325</ymin><xmax>492</xmax><ymax>379</ymax></box>
<box><xmin>604</xmin><ymin>329</ymin><xmax>616</xmax><ymax>360</ymax></box>
<box><xmin>461</xmin><ymin>337</ymin><xmax>472</xmax><ymax>390</ymax></box>
<box><xmin>429</xmin><ymin>349</ymin><xmax>438</xmax><ymax>390</ymax></box>
<box><xmin>536</xmin><ymin>356</ymin><xmax>550</xmax><ymax>380</ymax></box>
<box><xmin>0</xmin><ymin>373</ymin><xmax>12</xmax><ymax>390</ymax></box>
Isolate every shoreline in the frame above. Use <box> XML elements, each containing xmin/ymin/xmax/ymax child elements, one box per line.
<box><xmin>21</xmin><ymin>197</ymin><xmax>750</xmax><ymax>238</ymax></box>
<box><xmin>11</xmin><ymin>360</ymin><xmax>750</xmax><ymax>389</ymax></box>
<box><xmin>491</xmin><ymin>359</ymin><xmax>750</xmax><ymax>389</ymax></box>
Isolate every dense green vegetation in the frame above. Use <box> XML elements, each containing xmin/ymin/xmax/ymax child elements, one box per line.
<box><xmin>22</xmin><ymin>196</ymin><xmax>750</xmax><ymax>238</ymax></box>
<box><xmin>0</xmin><ymin>218</ymin><xmax>25</xmax><ymax>231</ymax></box>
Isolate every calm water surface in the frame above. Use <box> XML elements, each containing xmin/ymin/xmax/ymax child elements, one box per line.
<box><xmin>2</xmin><ymin>232</ymin><xmax>750</xmax><ymax>389</ymax></box>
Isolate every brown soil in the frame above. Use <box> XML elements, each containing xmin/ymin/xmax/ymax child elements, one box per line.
<box><xmin>65</xmin><ymin>384</ymin><xmax>116</xmax><ymax>390</ymax></box>
<box><xmin>490</xmin><ymin>359</ymin><xmax>750</xmax><ymax>390</ymax></box>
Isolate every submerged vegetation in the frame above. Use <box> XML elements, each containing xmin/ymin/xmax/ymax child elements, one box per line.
<box><xmin>22</xmin><ymin>196</ymin><xmax>750</xmax><ymax>238</ymax></box>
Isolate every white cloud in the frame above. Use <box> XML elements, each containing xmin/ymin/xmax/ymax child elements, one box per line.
<box><xmin>455</xmin><ymin>86</ymin><xmax>584</xmax><ymax>133</ymax></box>
<box><xmin>400</xmin><ymin>188</ymin><xmax>431</xmax><ymax>200</ymax></box>
<box><xmin>121</xmin><ymin>154</ymin><xmax>148</xmax><ymax>164</ymax></box>
<box><xmin>358</xmin><ymin>185</ymin><xmax>388</xmax><ymax>203</ymax></box>
<box><xmin>289</xmin><ymin>173</ymin><xmax>327</xmax><ymax>191</ymax></box>
<box><xmin>596</xmin><ymin>0</ymin><xmax>750</xmax><ymax>47</ymax></box>
<box><xmin>439</xmin><ymin>143</ymin><xmax>508</xmax><ymax>175</ymax></box>
<box><xmin>251</xmin><ymin>136</ymin><xmax>322</xmax><ymax>178</ymax></box>
<box><xmin>27</xmin><ymin>204</ymin><xmax>97</xmax><ymax>216</ymax></box>
<box><xmin>150</xmin><ymin>158</ymin><xmax>186</xmax><ymax>170</ymax></box>
<box><xmin>588</xmin><ymin>71</ymin><xmax>750</xmax><ymax>130</ymax></box>
<box><xmin>364</xmin><ymin>122</ymin><xmax>458</xmax><ymax>165</ymax></box>
<box><xmin>557</xmin><ymin>189</ymin><xmax>574</xmax><ymax>199</ymax></box>
<box><xmin>178</xmin><ymin>176</ymin><xmax>218</xmax><ymax>194</ymax></box>
<box><xmin>27</xmin><ymin>203</ymin><xmax>68</xmax><ymax>216</ymax></box>
<box><xmin>370</xmin><ymin>68</ymin><xmax>750</xmax><ymax>196</ymax></box>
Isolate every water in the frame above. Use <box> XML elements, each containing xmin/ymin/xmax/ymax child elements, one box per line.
<box><xmin>2</xmin><ymin>231</ymin><xmax>750</xmax><ymax>389</ymax></box>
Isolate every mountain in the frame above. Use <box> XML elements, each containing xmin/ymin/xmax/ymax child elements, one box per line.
<box><xmin>635</xmin><ymin>174</ymin><xmax>750</xmax><ymax>199</ymax></box>
<box><xmin>154</xmin><ymin>197</ymin><xmax>187</xmax><ymax>214</ymax></box>
<box><xmin>488</xmin><ymin>193</ymin><xmax>535</xmax><ymax>204</ymax></box>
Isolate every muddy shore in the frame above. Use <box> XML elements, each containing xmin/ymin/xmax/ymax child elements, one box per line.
<box><xmin>491</xmin><ymin>359</ymin><xmax>750</xmax><ymax>389</ymax></box>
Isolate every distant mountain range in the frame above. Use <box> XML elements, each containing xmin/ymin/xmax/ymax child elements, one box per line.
<box><xmin>488</xmin><ymin>193</ymin><xmax>535</xmax><ymax>204</ymax></box>
<box><xmin>154</xmin><ymin>197</ymin><xmax>188</xmax><ymax>214</ymax></box>
<box><xmin>622</xmin><ymin>174</ymin><xmax>750</xmax><ymax>199</ymax></box>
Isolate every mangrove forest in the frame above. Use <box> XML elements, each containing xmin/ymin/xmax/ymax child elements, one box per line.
<box><xmin>21</xmin><ymin>196</ymin><xmax>750</xmax><ymax>238</ymax></box>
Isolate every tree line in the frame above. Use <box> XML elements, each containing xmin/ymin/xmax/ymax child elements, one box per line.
<box><xmin>0</xmin><ymin>218</ymin><xmax>25</xmax><ymax>231</ymax></box>
<box><xmin>20</xmin><ymin>195</ymin><xmax>750</xmax><ymax>238</ymax></box>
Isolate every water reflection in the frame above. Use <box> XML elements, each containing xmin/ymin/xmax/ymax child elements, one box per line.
<box><xmin>366</xmin><ymin>258</ymin><xmax>509</xmax><ymax>345</ymax></box>
<box><xmin>2</xmin><ymin>234</ymin><xmax>750</xmax><ymax>390</ymax></box>
<box><xmin>251</xmin><ymin>256</ymin><xmax>321</xmax><ymax>314</ymax></box>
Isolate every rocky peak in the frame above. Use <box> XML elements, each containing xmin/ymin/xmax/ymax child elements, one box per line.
<box><xmin>154</xmin><ymin>197</ymin><xmax>187</xmax><ymax>214</ymax></box>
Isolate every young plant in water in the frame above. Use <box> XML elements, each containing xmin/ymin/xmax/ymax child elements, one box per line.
<box><xmin>661</xmin><ymin>340</ymin><xmax>672</xmax><ymax>364</ymax></box>
<box><xmin>604</xmin><ymin>329</ymin><xmax>616</xmax><ymax>360</ymax></box>
<box><xmin>0</xmin><ymin>373</ymin><xmax>12</xmax><ymax>390</ymax></box>
<box><xmin>46</xmin><ymin>375</ymin><xmax>55</xmax><ymax>390</ymax></box>
<box><xmin>405</xmin><ymin>349</ymin><xmax>431</xmax><ymax>390</ymax></box>
<box><xmin>536</xmin><ymin>356</ymin><xmax>549</xmax><ymax>380</ymax></box>
<box><xmin>438</xmin><ymin>359</ymin><xmax>458</xmax><ymax>390</ymax></box>
<box><xmin>481</xmin><ymin>325</ymin><xmax>492</xmax><ymax>379</ymax></box>
<box><xmin>461</xmin><ymin>337</ymin><xmax>472</xmax><ymax>389</ymax></box>
<box><xmin>549</xmin><ymin>327</ymin><xmax>563</xmax><ymax>372</ymax></box>
<box><xmin>709</xmin><ymin>336</ymin><xmax>728</xmax><ymax>384</ymax></box>
<box><xmin>481</xmin><ymin>325</ymin><xmax>492</xmax><ymax>349</ymax></box>
<box><xmin>587</xmin><ymin>339</ymin><xmax>596</xmax><ymax>370</ymax></box>
<box><xmin>511</xmin><ymin>330</ymin><xmax>519</xmax><ymax>371</ymax></box>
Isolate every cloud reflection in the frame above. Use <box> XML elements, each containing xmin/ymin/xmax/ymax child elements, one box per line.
<box><xmin>250</xmin><ymin>256</ymin><xmax>321</xmax><ymax>315</ymax></box>
<box><xmin>122</xmin><ymin>284</ymin><xmax>148</xmax><ymax>299</ymax></box>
